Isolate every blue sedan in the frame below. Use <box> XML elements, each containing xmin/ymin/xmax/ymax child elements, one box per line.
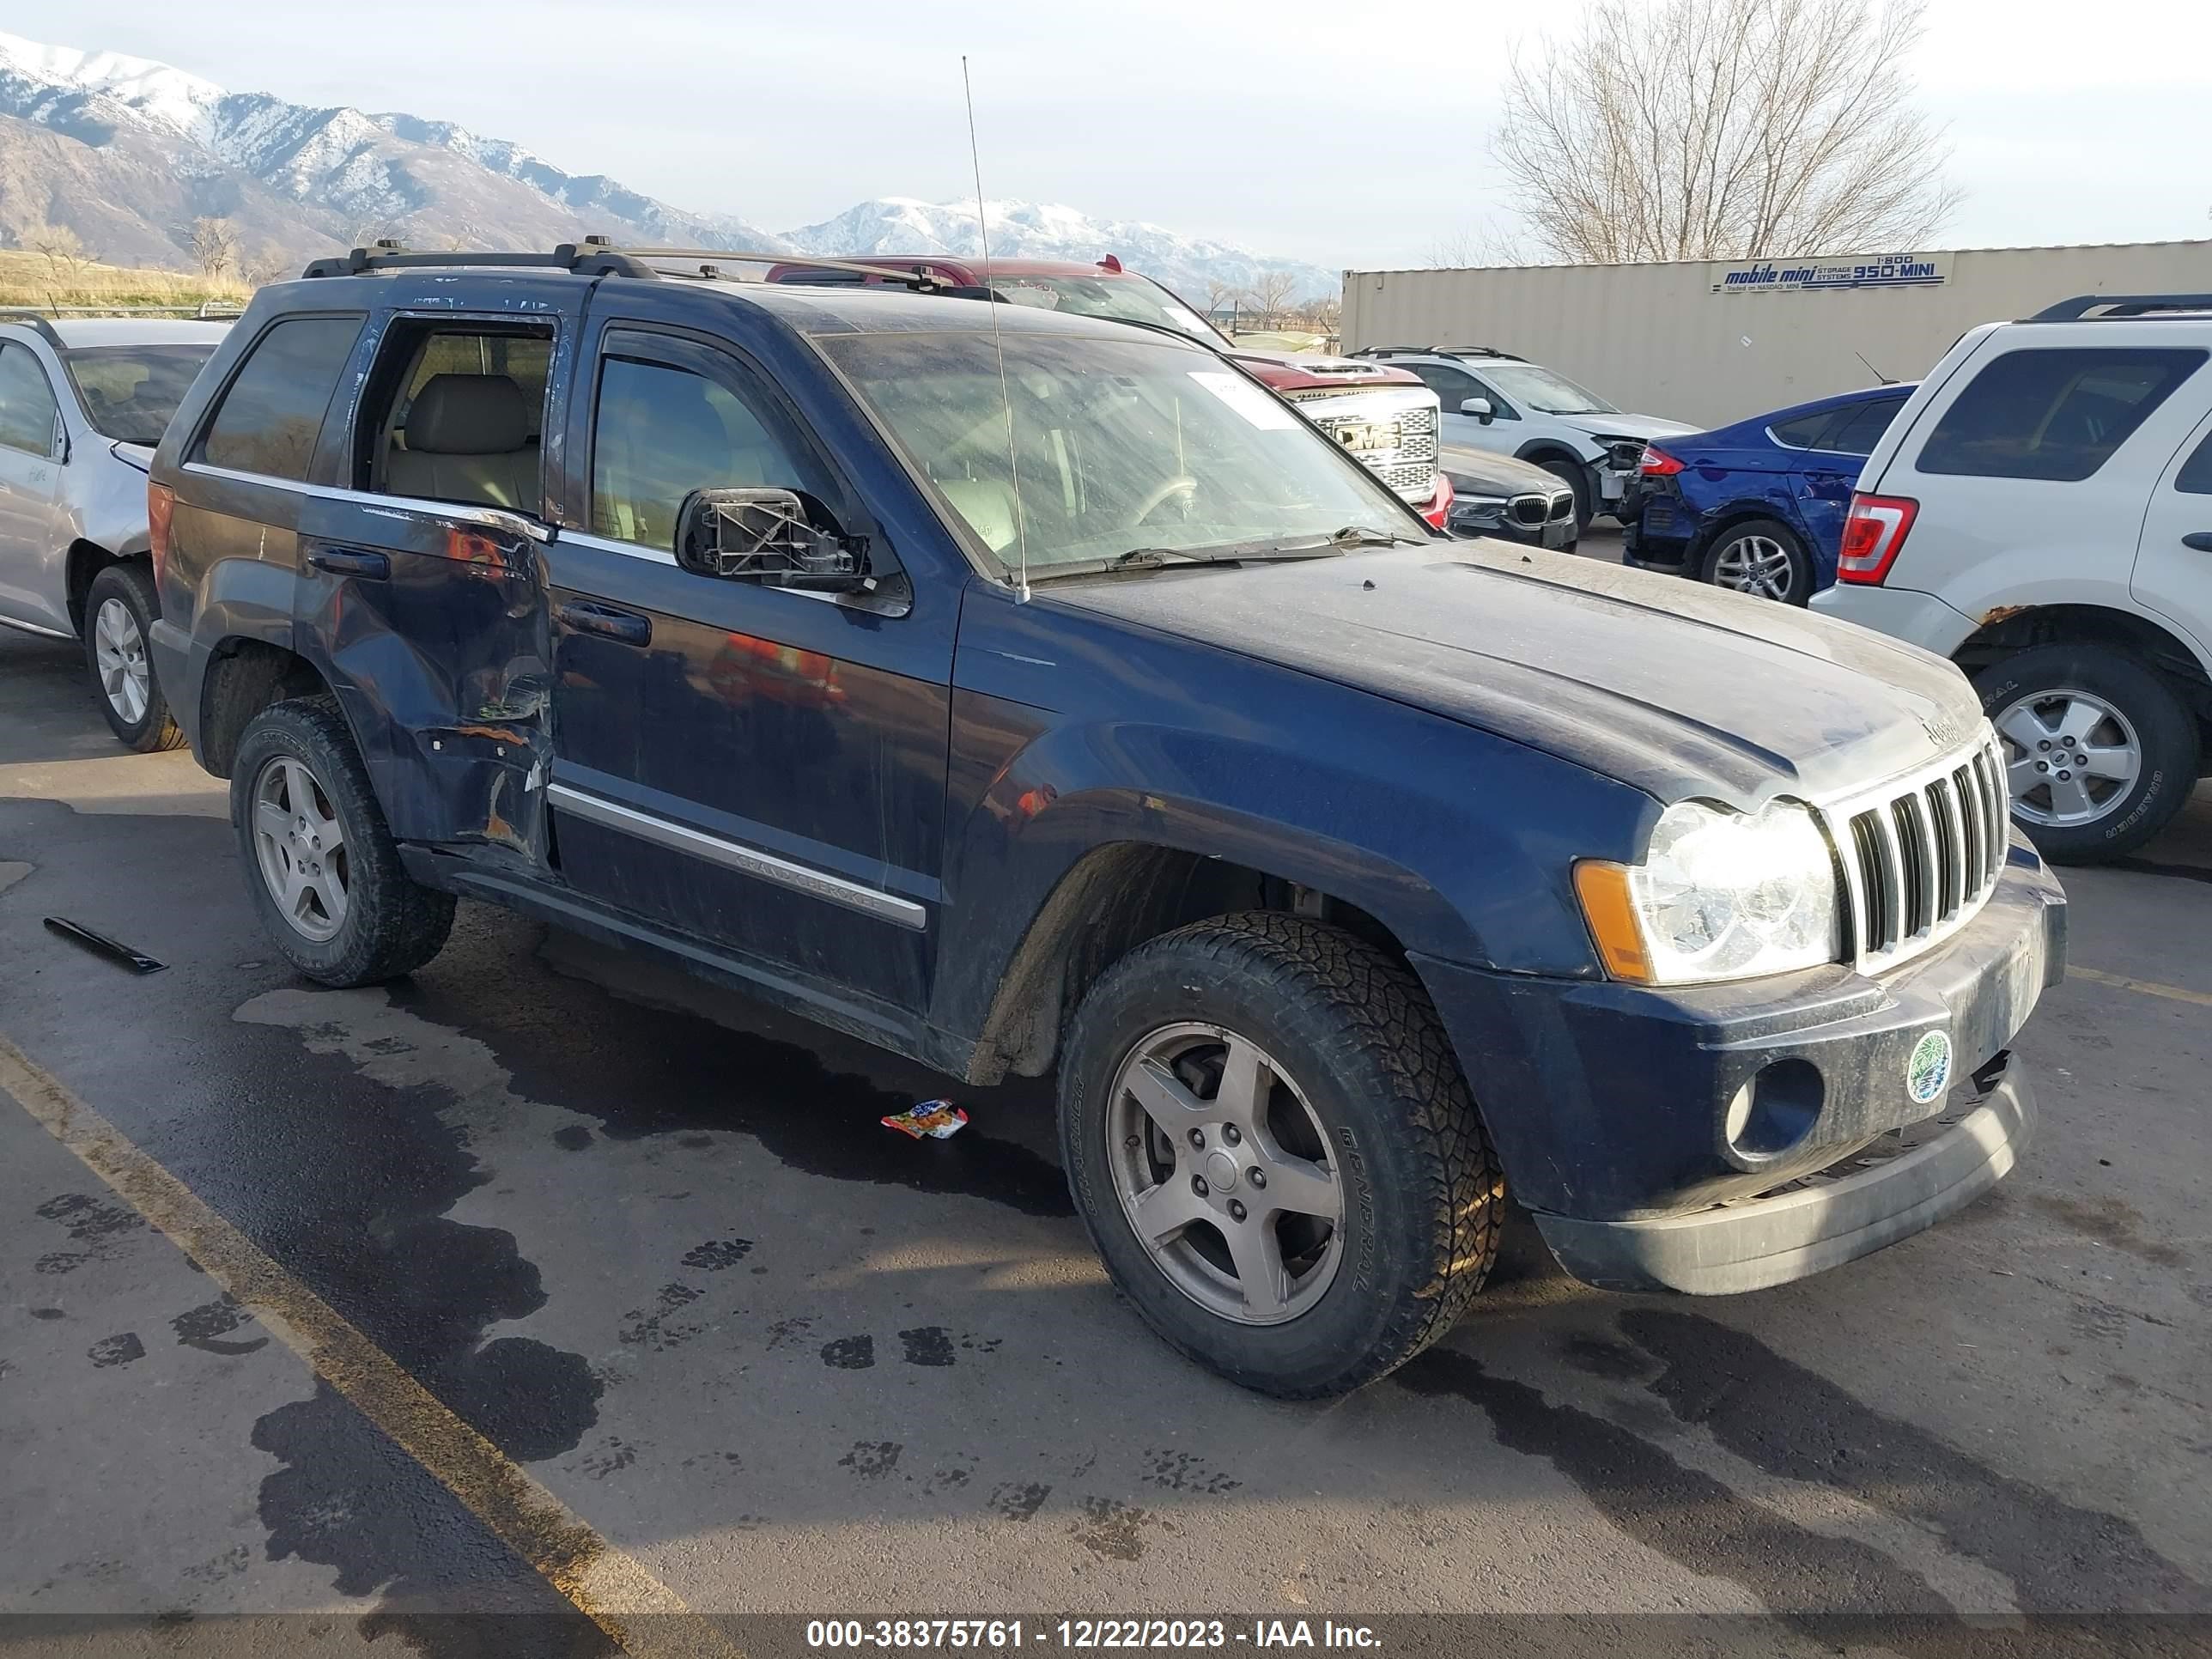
<box><xmin>1621</xmin><ymin>382</ymin><xmax>1917</xmax><ymax>604</ymax></box>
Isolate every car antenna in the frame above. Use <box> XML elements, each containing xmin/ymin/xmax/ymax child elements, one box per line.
<box><xmin>963</xmin><ymin>53</ymin><xmax>1031</xmax><ymax>602</ymax></box>
<box><xmin>1853</xmin><ymin>349</ymin><xmax>1897</xmax><ymax>386</ymax></box>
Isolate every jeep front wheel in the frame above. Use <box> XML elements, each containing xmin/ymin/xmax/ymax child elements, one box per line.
<box><xmin>1058</xmin><ymin>912</ymin><xmax>1504</xmax><ymax>1398</ymax></box>
<box><xmin>230</xmin><ymin>697</ymin><xmax>456</xmax><ymax>986</ymax></box>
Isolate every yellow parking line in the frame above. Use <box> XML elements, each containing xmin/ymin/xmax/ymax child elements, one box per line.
<box><xmin>2069</xmin><ymin>965</ymin><xmax>2212</xmax><ymax>1009</ymax></box>
<box><xmin>0</xmin><ymin>1034</ymin><xmax>743</xmax><ymax>1659</ymax></box>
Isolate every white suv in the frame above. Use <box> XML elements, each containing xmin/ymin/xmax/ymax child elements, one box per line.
<box><xmin>1349</xmin><ymin>346</ymin><xmax>1693</xmax><ymax>530</ymax></box>
<box><xmin>0</xmin><ymin>315</ymin><xmax>228</xmax><ymax>749</ymax></box>
<box><xmin>1813</xmin><ymin>292</ymin><xmax>2212</xmax><ymax>863</ymax></box>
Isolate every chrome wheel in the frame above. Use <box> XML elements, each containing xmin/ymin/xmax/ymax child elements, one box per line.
<box><xmin>93</xmin><ymin>598</ymin><xmax>150</xmax><ymax>726</ymax></box>
<box><xmin>251</xmin><ymin>756</ymin><xmax>350</xmax><ymax>943</ymax></box>
<box><xmin>1106</xmin><ymin>1023</ymin><xmax>1344</xmax><ymax>1326</ymax></box>
<box><xmin>1711</xmin><ymin>533</ymin><xmax>1798</xmax><ymax>600</ymax></box>
<box><xmin>1996</xmin><ymin>690</ymin><xmax>2142</xmax><ymax>828</ymax></box>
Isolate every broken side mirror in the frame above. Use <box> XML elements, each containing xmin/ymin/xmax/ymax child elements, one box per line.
<box><xmin>674</xmin><ymin>488</ymin><xmax>873</xmax><ymax>592</ymax></box>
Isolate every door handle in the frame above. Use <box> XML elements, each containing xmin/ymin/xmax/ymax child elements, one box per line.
<box><xmin>2183</xmin><ymin>532</ymin><xmax>2212</xmax><ymax>552</ymax></box>
<box><xmin>558</xmin><ymin>601</ymin><xmax>652</xmax><ymax>647</ymax></box>
<box><xmin>307</xmin><ymin>547</ymin><xmax>390</xmax><ymax>579</ymax></box>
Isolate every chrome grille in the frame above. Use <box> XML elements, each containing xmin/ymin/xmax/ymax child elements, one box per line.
<box><xmin>1825</xmin><ymin>732</ymin><xmax>2009</xmax><ymax>972</ymax></box>
<box><xmin>1374</xmin><ymin>458</ymin><xmax>1435</xmax><ymax>492</ymax></box>
<box><xmin>1510</xmin><ymin>492</ymin><xmax>1551</xmax><ymax>527</ymax></box>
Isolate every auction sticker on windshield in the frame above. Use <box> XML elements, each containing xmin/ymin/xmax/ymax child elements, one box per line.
<box><xmin>1189</xmin><ymin>370</ymin><xmax>1297</xmax><ymax>428</ymax></box>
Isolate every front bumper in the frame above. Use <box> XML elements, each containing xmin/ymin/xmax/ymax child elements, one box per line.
<box><xmin>1413</xmin><ymin>841</ymin><xmax>2066</xmax><ymax>1294</ymax></box>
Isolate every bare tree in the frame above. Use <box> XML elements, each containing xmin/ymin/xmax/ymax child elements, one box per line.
<box><xmin>1243</xmin><ymin>270</ymin><xmax>1302</xmax><ymax>327</ymax></box>
<box><xmin>1202</xmin><ymin>277</ymin><xmax>1239</xmax><ymax>322</ymax></box>
<box><xmin>1492</xmin><ymin>0</ymin><xmax>1958</xmax><ymax>264</ymax></box>
<box><xmin>239</xmin><ymin>244</ymin><xmax>292</xmax><ymax>286</ymax></box>
<box><xmin>27</xmin><ymin>223</ymin><xmax>95</xmax><ymax>287</ymax></box>
<box><xmin>185</xmin><ymin>216</ymin><xmax>240</xmax><ymax>277</ymax></box>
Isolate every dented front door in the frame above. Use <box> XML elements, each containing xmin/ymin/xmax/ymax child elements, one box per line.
<box><xmin>296</xmin><ymin>490</ymin><xmax>554</xmax><ymax>866</ymax></box>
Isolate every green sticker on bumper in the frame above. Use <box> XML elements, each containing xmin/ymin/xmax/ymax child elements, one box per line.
<box><xmin>1907</xmin><ymin>1030</ymin><xmax>1953</xmax><ymax>1104</ymax></box>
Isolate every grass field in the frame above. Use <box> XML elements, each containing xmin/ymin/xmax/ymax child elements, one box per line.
<box><xmin>0</xmin><ymin>251</ymin><xmax>250</xmax><ymax>313</ymax></box>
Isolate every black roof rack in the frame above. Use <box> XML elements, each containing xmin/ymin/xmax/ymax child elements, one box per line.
<box><xmin>0</xmin><ymin>310</ymin><xmax>67</xmax><ymax>349</ymax></box>
<box><xmin>301</xmin><ymin>237</ymin><xmax>955</xmax><ymax>291</ymax></box>
<box><xmin>1348</xmin><ymin>343</ymin><xmax>1522</xmax><ymax>362</ymax></box>
<box><xmin>2027</xmin><ymin>293</ymin><xmax>2212</xmax><ymax>322</ymax></box>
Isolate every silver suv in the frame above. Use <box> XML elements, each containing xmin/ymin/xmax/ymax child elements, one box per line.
<box><xmin>0</xmin><ymin>316</ymin><xmax>229</xmax><ymax>749</ymax></box>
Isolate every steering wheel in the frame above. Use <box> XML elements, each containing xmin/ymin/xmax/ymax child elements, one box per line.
<box><xmin>1127</xmin><ymin>475</ymin><xmax>1198</xmax><ymax>528</ymax></box>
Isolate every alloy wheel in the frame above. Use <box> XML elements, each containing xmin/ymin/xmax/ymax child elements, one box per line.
<box><xmin>1996</xmin><ymin>689</ymin><xmax>2142</xmax><ymax>827</ymax></box>
<box><xmin>251</xmin><ymin>756</ymin><xmax>351</xmax><ymax>942</ymax></box>
<box><xmin>1106</xmin><ymin>1023</ymin><xmax>1344</xmax><ymax>1326</ymax></box>
<box><xmin>1711</xmin><ymin>534</ymin><xmax>1797</xmax><ymax>600</ymax></box>
<box><xmin>93</xmin><ymin>597</ymin><xmax>151</xmax><ymax>726</ymax></box>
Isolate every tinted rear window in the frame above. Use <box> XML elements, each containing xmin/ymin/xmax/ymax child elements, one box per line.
<box><xmin>1769</xmin><ymin>411</ymin><xmax>1832</xmax><ymax>447</ymax></box>
<box><xmin>2177</xmin><ymin>430</ymin><xmax>2212</xmax><ymax>495</ymax></box>
<box><xmin>198</xmin><ymin>315</ymin><xmax>363</xmax><ymax>482</ymax></box>
<box><xmin>1917</xmin><ymin>348</ymin><xmax>2205</xmax><ymax>482</ymax></box>
<box><xmin>1819</xmin><ymin>396</ymin><xmax>1905</xmax><ymax>457</ymax></box>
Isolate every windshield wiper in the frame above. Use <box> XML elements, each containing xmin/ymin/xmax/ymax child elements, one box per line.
<box><xmin>1328</xmin><ymin>525</ymin><xmax>1425</xmax><ymax>548</ymax></box>
<box><xmin>1109</xmin><ymin>546</ymin><xmax>1207</xmax><ymax>569</ymax></box>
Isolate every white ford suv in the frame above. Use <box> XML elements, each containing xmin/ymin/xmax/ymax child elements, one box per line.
<box><xmin>1349</xmin><ymin>345</ymin><xmax>1693</xmax><ymax>531</ymax></box>
<box><xmin>1813</xmin><ymin>292</ymin><xmax>2212</xmax><ymax>863</ymax></box>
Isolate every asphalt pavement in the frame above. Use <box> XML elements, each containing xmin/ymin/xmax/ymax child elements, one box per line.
<box><xmin>2</xmin><ymin>611</ymin><xmax>2209</xmax><ymax>1659</ymax></box>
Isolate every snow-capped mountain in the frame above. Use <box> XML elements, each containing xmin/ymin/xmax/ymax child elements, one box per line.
<box><xmin>0</xmin><ymin>33</ymin><xmax>1332</xmax><ymax>301</ymax></box>
<box><xmin>785</xmin><ymin>198</ymin><xmax>1334</xmax><ymax>301</ymax></box>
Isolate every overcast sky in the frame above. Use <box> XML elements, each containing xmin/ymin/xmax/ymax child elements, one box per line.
<box><xmin>29</xmin><ymin>0</ymin><xmax>2212</xmax><ymax>270</ymax></box>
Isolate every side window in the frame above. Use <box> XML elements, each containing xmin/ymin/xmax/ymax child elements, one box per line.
<box><xmin>356</xmin><ymin>322</ymin><xmax>554</xmax><ymax>513</ymax></box>
<box><xmin>1415</xmin><ymin>364</ymin><xmax>1484</xmax><ymax>411</ymax></box>
<box><xmin>589</xmin><ymin>355</ymin><xmax>823</xmax><ymax>551</ymax></box>
<box><xmin>198</xmin><ymin>315</ymin><xmax>363</xmax><ymax>483</ymax></box>
<box><xmin>1769</xmin><ymin>410</ymin><xmax>1835</xmax><ymax>448</ymax></box>
<box><xmin>2176</xmin><ymin>429</ymin><xmax>2212</xmax><ymax>495</ymax></box>
<box><xmin>1917</xmin><ymin>348</ymin><xmax>2207</xmax><ymax>483</ymax></box>
<box><xmin>0</xmin><ymin>342</ymin><xmax>61</xmax><ymax>456</ymax></box>
<box><xmin>1817</xmin><ymin>396</ymin><xmax>1907</xmax><ymax>458</ymax></box>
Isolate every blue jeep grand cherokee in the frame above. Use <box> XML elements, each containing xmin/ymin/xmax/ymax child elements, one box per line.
<box><xmin>146</xmin><ymin>244</ymin><xmax>2066</xmax><ymax>1397</ymax></box>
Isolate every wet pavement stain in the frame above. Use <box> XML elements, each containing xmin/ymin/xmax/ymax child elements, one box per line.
<box><xmin>1618</xmin><ymin>1309</ymin><xmax>2212</xmax><ymax>1613</ymax></box>
<box><xmin>1070</xmin><ymin>1496</ymin><xmax>1152</xmax><ymax>1562</ymax></box>
<box><xmin>254</xmin><ymin>1381</ymin><xmax>612</xmax><ymax>1659</ymax></box>
<box><xmin>820</xmin><ymin>1334</ymin><xmax>875</xmax><ymax>1370</ymax></box>
<box><xmin>839</xmin><ymin>1440</ymin><xmax>902</xmax><ymax>1480</ymax></box>
<box><xmin>897</xmin><ymin>1325</ymin><xmax>957</xmax><ymax>1367</ymax></box>
<box><xmin>386</xmin><ymin>928</ymin><xmax>1073</xmax><ymax>1218</ymax></box>
<box><xmin>1139</xmin><ymin>1449</ymin><xmax>1241</xmax><ymax>1496</ymax></box>
<box><xmin>2026</xmin><ymin>1192</ymin><xmax>2190</xmax><ymax>1269</ymax></box>
<box><xmin>1397</xmin><ymin>1347</ymin><xmax>1962</xmax><ymax>1632</ymax></box>
<box><xmin>617</xmin><ymin>1282</ymin><xmax>708</xmax><ymax>1352</ymax></box>
<box><xmin>170</xmin><ymin>1292</ymin><xmax>269</xmax><ymax>1356</ymax></box>
<box><xmin>987</xmin><ymin>1480</ymin><xmax>1052</xmax><ymax>1522</ymax></box>
<box><xmin>551</xmin><ymin>1126</ymin><xmax>594</xmax><ymax>1152</ymax></box>
<box><xmin>679</xmin><ymin>1237</ymin><xmax>754</xmax><ymax>1271</ymax></box>
<box><xmin>86</xmin><ymin>1332</ymin><xmax>144</xmax><ymax>1367</ymax></box>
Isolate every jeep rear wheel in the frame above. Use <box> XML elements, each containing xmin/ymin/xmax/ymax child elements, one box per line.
<box><xmin>230</xmin><ymin>697</ymin><xmax>455</xmax><ymax>985</ymax></box>
<box><xmin>1059</xmin><ymin>912</ymin><xmax>1504</xmax><ymax>1398</ymax></box>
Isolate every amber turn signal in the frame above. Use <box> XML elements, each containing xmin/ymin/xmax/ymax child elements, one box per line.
<box><xmin>1573</xmin><ymin>860</ymin><xmax>1654</xmax><ymax>984</ymax></box>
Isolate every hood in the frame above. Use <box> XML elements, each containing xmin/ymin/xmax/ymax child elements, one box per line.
<box><xmin>1228</xmin><ymin>350</ymin><xmax>1424</xmax><ymax>393</ymax></box>
<box><xmin>1437</xmin><ymin>444</ymin><xmax>1569</xmax><ymax>497</ymax></box>
<box><xmin>1553</xmin><ymin>410</ymin><xmax>1698</xmax><ymax>442</ymax></box>
<box><xmin>1044</xmin><ymin>543</ymin><xmax>1985</xmax><ymax>809</ymax></box>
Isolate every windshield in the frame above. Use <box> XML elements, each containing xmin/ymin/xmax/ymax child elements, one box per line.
<box><xmin>1486</xmin><ymin>362</ymin><xmax>1617</xmax><ymax>416</ymax></box>
<box><xmin>987</xmin><ymin>274</ymin><xmax>1231</xmax><ymax>347</ymax></box>
<box><xmin>63</xmin><ymin>343</ymin><xmax>218</xmax><ymax>445</ymax></box>
<box><xmin>820</xmin><ymin>330</ymin><xmax>1419</xmax><ymax>577</ymax></box>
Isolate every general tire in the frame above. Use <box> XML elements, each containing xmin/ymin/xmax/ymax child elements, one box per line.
<box><xmin>1537</xmin><ymin>459</ymin><xmax>1595</xmax><ymax>533</ymax></box>
<box><xmin>1973</xmin><ymin>642</ymin><xmax>2199</xmax><ymax>864</ymax></box>
<box><xmin>83</xmin><ymin>562</ymin><xmax>185</xmax><ymax>752</ymax></box>
<box><xmin>1058</xmin><ymin>911</ymin><xmax>1504</xmax><ymax>1398</ymax></box>
<box><xmin>229</xmin><ymin>696</ymin><xmax>456</xmax><ymax>985</ymax></box>
<box><xmin>1698</xmin><ymin>516</ymin><xmax>1813</xmax><ymax>606</ymax></box>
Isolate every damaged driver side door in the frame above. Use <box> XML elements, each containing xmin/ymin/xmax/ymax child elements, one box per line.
<box><xmin>296</xmin><ymin>301</ymin><xmax>576</xmax><ymax>868</ymax></box>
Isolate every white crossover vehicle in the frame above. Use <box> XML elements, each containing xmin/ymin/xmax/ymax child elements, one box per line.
<box><xmin>0</xmin><ymin>315</ymin><xmax>228</xmax><ymax>749</ymax></box>
<box><xmin>1350</xmin><ymin>346</ymin><xmax>1693</xmax><ymax>531</ymax></box>
<box><xmin>1814</xmin><ymin>291</ymin><xmax>2212</xmax><ymax>863</ymax></box>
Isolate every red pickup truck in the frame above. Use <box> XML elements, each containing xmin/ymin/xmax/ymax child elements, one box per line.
<box><xmin>764</xmin><ymin>255</ymin><xmax>1452</xmax><ymax>528</ymax></box>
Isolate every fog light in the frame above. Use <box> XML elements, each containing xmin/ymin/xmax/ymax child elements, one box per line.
<box><xmin>1724</xmin><ymin>1059</ymin><xmax>1824</xmax><ymax>1158</ymax></box>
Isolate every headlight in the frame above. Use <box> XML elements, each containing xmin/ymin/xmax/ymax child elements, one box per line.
<box><xmin>1575</xmin><ymin>799</ymin><xmax>1839</xmax><ymax>984</ymax></box>
<box><xmin>1449</xmin><ymin>493</ymin><xmax>1510</xmax><ymax>528</ymax></box>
